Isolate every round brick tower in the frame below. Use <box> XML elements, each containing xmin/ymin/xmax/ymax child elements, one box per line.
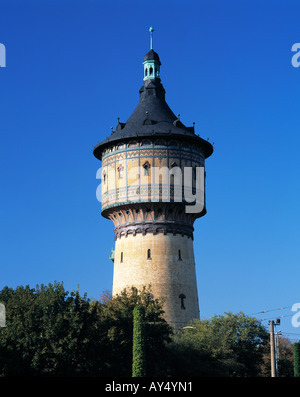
<box><xmin>93</xmin><ymin>29</ymin><xmax>213</xmax><ymax>328</ymax></box>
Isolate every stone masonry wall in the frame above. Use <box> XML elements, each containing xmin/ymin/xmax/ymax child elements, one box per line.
<box><xmin>113</xmin><ymin>232</ymin><xmax>200</xmax><ymax>328</ymax></box>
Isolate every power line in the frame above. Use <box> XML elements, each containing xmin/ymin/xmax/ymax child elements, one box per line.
<box><xmin>260</xmin><ymin>313</ymin><xmax>294</xmax><ymax>321</ymax></box>
<box><xmin>247</xmin><ymin>305</ymin><xmax>292</xmax><ymax>317</ymax></box>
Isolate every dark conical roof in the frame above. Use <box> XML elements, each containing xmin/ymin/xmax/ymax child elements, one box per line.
<box><xmin>143</xmin><ymin>49</ymin><xmax>161</xmax><ymax>64</ymax></box>
<box><xmin>93</xmin><ymin>51</ymin><xmax>213</xmax><ymax>160</ymax></box>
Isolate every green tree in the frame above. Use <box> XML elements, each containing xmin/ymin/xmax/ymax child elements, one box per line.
<box><xmin>0</xmin><ymin>282</ymin><xmax>108</xmax><ymax>376</ymax></box>
<box><xmin>132</xmin><ymin>305</ymin><xmax>146</xmax><ymax>377</ymax></box>
<box><xmin>0</xmin><ymin>283</ymin><xmax>172</xmax><ymax>377</ymax></box>
<box><xmin>172</xmin><ymin>312</ymin><xmax>269</xmax><ymax>377</ymax></box>
<box><xmin>260</xmin><ymin>336</ymin><xmax>294</xmax><ymax>377</ymax></box>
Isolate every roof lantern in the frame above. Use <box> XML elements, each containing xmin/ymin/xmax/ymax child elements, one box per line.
<box><xmin>143</xmin><ymin>27</ymin><xmax>161</xmax><ymax>81</ymax></box>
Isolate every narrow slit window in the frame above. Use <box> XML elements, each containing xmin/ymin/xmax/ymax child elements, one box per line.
<box><xmin>120</xmin><ymin>252</ymin><xmax>123</xmax><ymax>263</ymax></box>
<box><xmin>178</xmin><ymin>249</ymin><xmax>182</xmax><ymax>261</ymax></box>
<box><xmin>147</xmin><ymin>249</ymin><xmax>151</xmax><ymax>260</ymax></box>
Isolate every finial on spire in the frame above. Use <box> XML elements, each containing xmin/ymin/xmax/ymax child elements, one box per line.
<box><xmin>149</xmin><ymin>26</ymin><xmax>154</xmax><ymax>49</ymax></box>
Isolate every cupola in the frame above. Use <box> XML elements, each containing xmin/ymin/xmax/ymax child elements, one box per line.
<box><xmin>143</xmin><ymin>27</ymin><xmax>161</xmax><ymax>81</ymax></box>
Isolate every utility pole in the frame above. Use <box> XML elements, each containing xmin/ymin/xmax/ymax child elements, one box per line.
<box><xmin>269</xmin><ymin>320</ymin><xmax>277</xmax><ymax>377</ymax></box>
<box><xmin>275</xmin><ymin>329</ymin><xmax>282</xmax><ymax>376</ymax></box>
<box><xmin>269</xmin><ymin>319</ymin><xmax>281</xmax><ymax>377</ymax></box>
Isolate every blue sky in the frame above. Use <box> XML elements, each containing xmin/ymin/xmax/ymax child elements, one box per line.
<box><xmin>1</xmin><ymin>0</ymin><xmax>300</xmax><ymax>339</ymax></box>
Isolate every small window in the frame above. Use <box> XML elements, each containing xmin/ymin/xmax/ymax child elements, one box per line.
<box><xmin>149</xmin><ymin>67</ymin><xmax>153</xmax><ymax>75</ymax></box>
<box><xmin>118</xmin><ymin>164</ymin><xmax>124</xmax><ymax>179</ymax></box>
<box><xmin>178</xmin><ymin>249</ymin><xmax>182</xmax><ymax>261</ymax></box>
<box><xmin>145</xmin><ymin>68</ymin><xmax>148</xmax><ymax>77</ymax></box>
<box><xmin>120</xmin><ymin>252</ymin><xmax>123</xmax><ymax>263</ymax></box>
<box><xmin>103</xmin><ymin>171</ymin><xmax>106</xmax><ymax>184</ymax></box>
<box><xmin>179</xmin><ymin>294</ymin><xmax>186</xmax><ymax>310</ymax></box>
<box><xmin>147</xmin><ymin>249</ymin><xmax>151</xmax><ymax>260</ymax></box>
<box><xmin>143</xmin><ymin>161</ymin><xmax>150</xmax><ymax>176</ymax></box>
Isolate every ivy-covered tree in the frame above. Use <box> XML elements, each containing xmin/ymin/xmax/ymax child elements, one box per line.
<box><xmin>294</xmin><ymin>342</ymin><xmax>300</xmax><ymax>377</ymax></box>
<box><xmin>98</xmin><ymin>285</ymin><xmax>172</xmax><ymax>377</ymax></box>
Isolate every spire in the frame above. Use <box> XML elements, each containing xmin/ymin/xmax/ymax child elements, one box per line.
<box><xmin>149</xmin><ymin>26</ymin><xmax>154</xmax><ymax>49</ymax></box>
<box><xmin>143</xmin><ymin>26</ymin><xmax>161</xmax><ymax>81</ymax></box>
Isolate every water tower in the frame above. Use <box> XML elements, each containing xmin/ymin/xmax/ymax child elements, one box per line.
<box><xmin>93</xmin><ymin>28</ymin><xmax>213</xmax><ymax>327</ymax></box>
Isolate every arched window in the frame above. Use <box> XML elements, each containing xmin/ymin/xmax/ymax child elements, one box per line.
<box><xmin>145</xmin><ymin>68</ymin><xmax>148</xmax><ymax>77</ymax></box>
<box><xmin>149</xmin><ymin>66</ymin><xmax>153</xmax><ymax>75</ymax></box>
<box><xmin>179</xmin><ymin>294</ymin><xmax>186</xmax><ymax>310</ymax></box>
<box><xmin>141</xmin><ymin>140</ymin><xmax>152</xmax><ymax>146</ymax></box>
<box><xmin>147</xmin><ymin>249</ymin><xmax>151</xmax><ymax>260</ymax></box>
<box><xmin>118</xmin><ymin>164</ymin><xmax>124</xmax><ymax>179</ymax></box>
<box><xmin>143</xmin><ymin>161</ymin><xmax>151</xmax><ymax>176</ymax></box>
<box><xmin>128</xmin><ymin>141</ymin><xmax>138</xmax><ymax>148</ymax></box>
<box><xmin>154</xmin><ymin>139</ymin><xmax>166</xmax><ymax>146</ymax></box>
